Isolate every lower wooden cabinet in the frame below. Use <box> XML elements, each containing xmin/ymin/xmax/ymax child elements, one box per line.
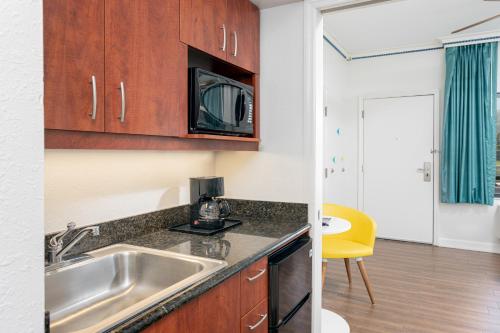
<box><xmin>241</xmin><ymin>298</ymin><xmax>268</xmax><ymax>333</ymax></box>
<box><xmin>143</xmin><ymin>273</ymin><xmax>241</xmax><ymax>333</ymax></box>
<box><xmin>143</xmin><ymin>257</ymin><xmax>270</xmax><ymax>333</ymax></box>
<box><xmin>240</xmin><ymin>257</ymin><xmax>268</xmax><ymax>316</ymax></box>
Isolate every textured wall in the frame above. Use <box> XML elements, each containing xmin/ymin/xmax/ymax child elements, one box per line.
<box><xmin>0</xmin><ymin>1</ymin><xmax>44</xmax><ymax>332</ymax></box>
<box><xmin>45</xmin><ymin>150</ymin><xmax>216</xmax><ymax>233</ymax></box>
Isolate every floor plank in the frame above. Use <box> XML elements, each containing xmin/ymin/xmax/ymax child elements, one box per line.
<box><xmin>322</xmin><ymin>239</ymin><xmax>500</xmax><ymax>333</ymax></box>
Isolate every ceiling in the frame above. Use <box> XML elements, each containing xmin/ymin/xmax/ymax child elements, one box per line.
<box><xmin>323</xmin><ymin>0</ymin><xmax>500</xmax><ymax>55</ymax></box>
<box><xmin>250</xmin><ymin>0</ymin><xmax>302</xmax><ymax>9</ymax></box>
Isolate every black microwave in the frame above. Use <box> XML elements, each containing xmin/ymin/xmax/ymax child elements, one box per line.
<box><xmin>189</xmin><ymin>68</ymin><xmax>254</xmax><ymax>137</ymax></box>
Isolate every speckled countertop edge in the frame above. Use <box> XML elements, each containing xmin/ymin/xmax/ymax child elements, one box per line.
<box><xmin>108</xmin><ymin>224</ymin><xmax>311</xmax><ymax>333</ymax></box>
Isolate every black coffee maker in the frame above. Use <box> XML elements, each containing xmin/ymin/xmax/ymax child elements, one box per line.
<box><xmin>190</xmin><ymin>177</ymin><xmax>231</xmax><ymax>229</ymax></box>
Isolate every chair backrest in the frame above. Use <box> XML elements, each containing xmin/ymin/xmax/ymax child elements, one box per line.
<box><xmin>323</xmin><ymin>203</ymin><xmax>377</xmax><ymax>248</ymax></box>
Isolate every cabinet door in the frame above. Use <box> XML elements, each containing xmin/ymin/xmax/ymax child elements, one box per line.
<box><xmin>195</xmin><ymin>273</ymin><xmax>240</xmax><ymax>333</ymax></box>
<box><xmin>240</xmin><ymin>257</ymin><xmax>268</xmax><ymax>316</ymax></box>
<box><xmin>105</xmin><ymin>0</ymin><xmax>186</xmax><ymax>136</ymax></box>
<box><xmin>44</xmin><ymin>0</ymin><xmax>105</xmax><ymax>131</ymax></box>
<box><xmin>142</xmin><ymin>300</ymin><xmax>197</xmax><ymax>333</ymax></box>
<box><xmin>241</xmin><ymin>299</ymin><xmax>268</xmax><ymax>333</ymax></box>
<box><xmin>180</xmin><ymin>0</ymin><xmax>228</xmax><ymax>60</ymax></box>
<box><xmin>143</xmin><ymin>274</ymin><xmax>240</xmax><ymax>333</ymax></box>
<box><xmin>227</xmin><ymin>0</ymin><xmax>260</xmax><ymax>73</ymax></box>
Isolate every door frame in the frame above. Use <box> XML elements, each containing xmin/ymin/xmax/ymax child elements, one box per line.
<box><xmin>357</xmin><ymin>91</ymin><xmax>440</xmax><ymax>245</ymax></box>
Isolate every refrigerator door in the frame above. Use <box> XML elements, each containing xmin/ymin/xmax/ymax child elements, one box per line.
<box><xmin>269</xmin><ymin>237</ymin><xmax>312</xmax><ymax>327</ymax></box>
<box><xmin>270</xmin><ymin>295</ymin><xmax>311</xmax><ymax>333</ymax></box>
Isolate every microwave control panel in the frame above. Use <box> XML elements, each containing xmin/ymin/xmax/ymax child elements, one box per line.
<box><xmin>248</xmin><ymin>100</ymin><xmax>253</xmax><ymax>124</ymax></box>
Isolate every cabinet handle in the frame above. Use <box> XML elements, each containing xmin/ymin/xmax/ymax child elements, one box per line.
<box><xmin>246</xmin><ymin>268</ymin><xmax>266</xmax><ymax>282</ymax></box>
<box><xmin>89</xmin><ymin>75</ymin><xmax>97</xmax><ymax>120</ymax></box>
<box><xmin>248</xmin><ymin>314</ymin><xmax>267</xmax><ymax>331</ymax></box>
<box><xmin>118</xmin><ymin>81</ymin><xmax>126</xmax><ymax>123</ymax></box>
<box><xmin>221</xmin><ymin>24</ymin><xmax>227</xmax><ymax>51</ymax></box>
<box><xmin>232</xmin><ymin>31</ymin><xmax>238</xmax><ymax>57</ymax></box>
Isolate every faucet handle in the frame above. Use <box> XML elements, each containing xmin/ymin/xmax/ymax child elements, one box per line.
<box><xmin>49</xmin><ymin>222</ymin><xmax>77</xmax><ymax>248</ymax></box>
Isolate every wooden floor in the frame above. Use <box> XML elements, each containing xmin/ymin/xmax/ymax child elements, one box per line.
<box><xmin>322</xmin><ymin>239</ymin><xmax>500</xmax><ymax>333</ymax></box>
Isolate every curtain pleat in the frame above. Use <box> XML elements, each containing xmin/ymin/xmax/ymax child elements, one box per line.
<box><xmin>441</xmin><ymin>42</ymin><xmax>498</xmax><ymax>205</ymax></box>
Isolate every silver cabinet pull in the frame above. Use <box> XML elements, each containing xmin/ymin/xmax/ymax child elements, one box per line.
<box><xmin>118</xmin><ymin>81</ymin><xmax>126</xmax><ymax>123</ymax></box>
<box><xmin>232</xmin><ymin>31</ymin><xmax>238</xmax><ymax>57</ymax></box>
<box><xmin>248</xmin><ymin>314</ymin><xmax>267</xmax><ymax>331</ymax></box>
<box><xmin>246</xmin><ymin>268</ymin><xmax>266</xmax><ymax>282</ymax></box>
<box><xmin>89</xmin><ymin>75</ymin><xmax>97</xmax><ymax>120</ymax></box>
<box><xmin>221</xmin><ymin>24</ymin><xmax>227</xmax><ymax>51</ymax></box>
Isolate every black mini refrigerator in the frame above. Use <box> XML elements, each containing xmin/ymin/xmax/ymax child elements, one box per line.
<box><xmin>269</xmin><ymin>237</ymin><xmax>312</xmax><ymax>333</ymax></box>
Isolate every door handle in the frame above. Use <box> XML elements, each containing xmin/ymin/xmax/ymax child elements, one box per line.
<box><xmin>417</xmin><ymin>162</ymin><xmax>432</xmax><ymax>182</ymax></box>
<box><xmin>246</xmin><ymin>269</ymin><xmax>266</xmax><ymax>282</ymax></box>
<box><xmin>221</xmin><ymin>24</ymin><xmax>227</xmax><ymax>51</ymax></box>
<box><xmin>89</xmin><ymin>75</ymin><xmax>97</xmax><ymax>120</ymax></box>
<box><xmin>118</xmin><ymin>81</ymin><xmax>126</xmax><ymax>123</ymax></box>
<box><xmin>248</xmin><ymin>314</ymin><xmax>267</xmax><ymax>331</ymax></box>
<box><xmin>232</xmin><ymin>31</ymin><xmax>238</xmax><ymax>57</ymax></box>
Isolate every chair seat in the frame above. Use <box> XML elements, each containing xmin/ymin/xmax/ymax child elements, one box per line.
<box><xmin>322</xmin><ymin>238</ymin><xmax>373</xmax><ymax>259</ymax></box>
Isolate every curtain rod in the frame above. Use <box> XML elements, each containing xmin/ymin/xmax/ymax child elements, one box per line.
<box><xmin>443</xmin><ymin>36</ymin><xmax>500</xmax><ymax>48</ymax></box>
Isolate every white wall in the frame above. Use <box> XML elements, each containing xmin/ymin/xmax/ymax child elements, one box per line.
<box><xmin>0</xmin><ymin>1</ymin><xmax>44</xmax><ymax>332</ymax></box>
<box><xmin>323</xmin><ymin>39</ymin><xmax>356</xmax><ymax>207</ymax></box>
<box><xmin>215</xmin><ymin>2</ymin><xmax>307</xmax><ymax>204</ymax></box>
<box><xmin>45</xmin><ymin>151</ymin><xmax>215</xmax><ymax>233</ymax></box>
<box><xmin>324</xmin><ymin>45</ymin><xmax>500</xmax><ymax>253</ymax></box>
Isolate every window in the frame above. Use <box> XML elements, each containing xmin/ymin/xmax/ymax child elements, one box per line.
<box><xmin>496</xmin><ymin>94</ymin><xmax>500</xmax><ymax>198</ymax></box>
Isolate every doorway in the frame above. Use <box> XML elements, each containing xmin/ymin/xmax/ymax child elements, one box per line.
<box><xmin>360</xmin><ymin>94</ymin><xmax>436</xmax><ymax>243</ymax></box>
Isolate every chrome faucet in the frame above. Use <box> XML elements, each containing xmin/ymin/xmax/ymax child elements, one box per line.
<box><xmin>48</xmin><ymin>222</ymin><xmax>100</xmax><ymax>265</ymax></box>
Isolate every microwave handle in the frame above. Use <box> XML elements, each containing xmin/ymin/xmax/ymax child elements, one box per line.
<box><xmin>238</xmin><ymin>90</ymin><xmax>246</xmax><ymax>121</ymax></box>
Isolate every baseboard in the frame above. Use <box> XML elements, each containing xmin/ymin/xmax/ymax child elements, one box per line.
<box><xmin>437</xmin><ymin>238</ymin><xmax>500</xmax><ymax>254</ymax></box>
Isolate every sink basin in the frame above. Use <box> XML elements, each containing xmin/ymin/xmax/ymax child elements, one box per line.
<box><xmin>45</xmin><ymin>244</ymin><xmax>227</xmax><ymax>333</ymax></box>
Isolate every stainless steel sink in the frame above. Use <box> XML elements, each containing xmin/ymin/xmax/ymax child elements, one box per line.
<box><xmin>45</xmin><ymin>244</ymin><xmax>227</xmax><ymax>333</ymax></box>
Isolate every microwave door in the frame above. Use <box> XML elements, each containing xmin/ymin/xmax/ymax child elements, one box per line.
<box><xmin>235</xmin><ymin>89</ymin><xmax>245</xmax><ymax>127</ymax></box>
<box><xmin>222</xmin><ymin>85</ymin><xmax>238</xmax><ymax>128</ymax></box>
<box><xmin>192</xmin><ymin>67</ymin><xmax>254</xmax><ymax>136</ymax></box>
<box><xmin>200</xmin><ymin>83</ymin><xmax>225</xmax><ymax>130</ymax></box>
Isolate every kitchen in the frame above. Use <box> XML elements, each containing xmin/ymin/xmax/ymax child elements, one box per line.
<box><xmin>42</xmin><ymin>0</ymin><xmax>315</xmax><ymax>332</ymax></box>
<box><xmin>2</xmin><ymin>0</ymin><xmax>317</xmax><ymax>332</ymax></box>
<box><xmin>4</xmin><ymin>0</ymin><xmax>499</xmax><ymax>333</ymax></box>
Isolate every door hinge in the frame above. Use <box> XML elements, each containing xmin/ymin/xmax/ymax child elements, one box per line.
<box><xmin>361</xmin><ymin>164</ymin><xmax>364</xmax><ymax>173</ymax></box>
<box><xmin>324</xmin><ymin>106</ymin><xmax>328</xmax><ymax>117</ymax></box>
<box><xmin>318</xmin><ymin>210</ymin><xmax>321</xmax><ymax>221</ymax></box>
<box><xmin>361</xmin><ymin>110</ymin><xmax>365</xmax><ymax>118</ymax></box>
<box><xmin>324</xmin><ymin>168</ymin><xmax>328</xmax><ymax>179</ymax></box>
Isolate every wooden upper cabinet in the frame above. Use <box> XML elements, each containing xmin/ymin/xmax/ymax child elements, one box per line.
<box><xmin>180</xmin><ymin>0</ymin><xmax>260</xmax><ymax>73</ymax></box>
<box><xmin>180</xmin><ymin>0</ymin><xmax>228</xmax><ymax>60</ymax></box>
<box><xmin>44</xmin><ymin>0</ymin><xmax>105</xmax><ymax>132</ymax></box>
<box><xmin>227</xmin><ymin>0</ymin><xmax>260</xmax><ymax>73</ymax></box>
<box><xmin>105</xmin><ymin>0</ymin><xmax>186</xmax><ymax>136</ymax></box>
<box><xmin>44</xmin><ymin>0</ymin><xmax>259</xmax><ymax>149</ymax></box>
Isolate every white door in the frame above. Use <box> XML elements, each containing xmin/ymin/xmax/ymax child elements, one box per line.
<box><xmin>362</xmin><ymin>95</ymin><xmax>434</xmax><ymax>243</ymax></box>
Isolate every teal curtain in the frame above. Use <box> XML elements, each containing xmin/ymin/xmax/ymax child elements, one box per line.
<box><xmin>441</xmin><ymin>42</ymin><xmax>498</xmax><ymax>205</ymax></box>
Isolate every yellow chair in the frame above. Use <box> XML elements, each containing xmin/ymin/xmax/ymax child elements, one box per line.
<box><xmin>322</xmin><ymin>203</ymin><xmax>377</xmax><ymax>304</ymax></box>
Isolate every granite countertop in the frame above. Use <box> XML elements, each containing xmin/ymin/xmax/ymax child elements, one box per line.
<box><xmin>108</xmin><ymin>214</ymin><xmax>310</xmax><ymax>333</ymax></box>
